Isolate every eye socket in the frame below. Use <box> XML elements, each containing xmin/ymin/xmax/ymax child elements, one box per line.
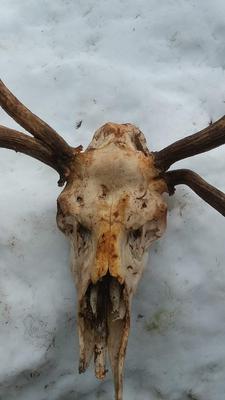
<box><xmin>128</xmin><ymin>226</ymin><xmax>144</xmax><ymax>260</ymax></box>
<box><xmin>129</xmin><ymin>227</ymin><xmax>142</xmax><ymax>241</ymax></box>
<box><xmin>77</xmin><ymin>223</ymin><xmax>91</xmax><ymax>240</ymax></box>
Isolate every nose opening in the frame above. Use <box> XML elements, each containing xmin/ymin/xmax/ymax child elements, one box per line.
<box><xmin>85</xmin><ymin>273</ymin><xmax>125</xmax><ymax>326</ymax></box>
<box><xmin>78</xmin><ymin>273</ymin><xmax>128</xmax><ymax>378</ymax></box>
<box><xmin>78</xmin><ymin>274</ymin><xmax>131</xmax><ymax>400</ymax></box>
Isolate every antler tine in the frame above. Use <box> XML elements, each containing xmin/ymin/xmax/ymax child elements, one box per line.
<box><xmin>164</xmin><ymin>169</ymin><xmax>225</xmax><ymax>216</ymax></box>
<box><xmin>154</xmin><ymin>116</ymin><xmax>225</xmax><ymax>171</ymax></box>
<box><xmin>0</xmin><ymin>125</ymin><xmax>62</xmax><ymax>173</ymax></box>
<box><xmin>0</xmin><ymin>79</ymin><xmax>74</xmax><ymax>161</ymax></box>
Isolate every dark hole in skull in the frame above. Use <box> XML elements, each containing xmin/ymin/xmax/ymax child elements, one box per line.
<box><xmin>128</xmin><ymin>227</ymin><xmax>143</xmax><ymax>259</ymax></box>
<box><xmin>76</xmin><ymin>196</ymin><xmax>84</xmax><ymax>205</ymax></box>
<box><xmin>130</xmin><ymin>227</ymin><xmax>142</xmax><ymax>240</ymax></box>
<box><xmin>128</xmin><ymin>222</ymin><xmax>162</xmax><ymax>260</ymax></box>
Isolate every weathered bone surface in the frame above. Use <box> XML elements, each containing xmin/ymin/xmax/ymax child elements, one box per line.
<box><xmin>57</xmin><ymin>123</ymin><xmax>168</xmax><ymax>400</ymax></box>
<box><xmin>1</xmin><ymin>81</ymin><xmax>225</xmax><ymax>400</ymax></box>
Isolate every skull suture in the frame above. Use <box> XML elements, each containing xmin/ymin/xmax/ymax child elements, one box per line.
<box><xmin>57</xmin><ymin>123</ymin><xmax>167</xmax><ymax>400</ymax></box>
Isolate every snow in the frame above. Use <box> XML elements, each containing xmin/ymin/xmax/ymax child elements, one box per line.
<box><xmin>0</xmin><ymin>1</ymin><xmax>225</xmax><ymax>399</ymax></box>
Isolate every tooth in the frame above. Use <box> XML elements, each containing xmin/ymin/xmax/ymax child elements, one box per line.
<box><xmin>118</xmin><ymin>299</ymin><xmax>126</xmax><ymax>320</ymax></box>
<box><xmin>110</xmin><ymin>279</ymin><xmax>121</xmax><ymax>318</ymax></box>
<box><xmin>94</xmin><ymin>323</ymin><xmax>107</xmax><ymax>379</ymax></box>
<box><xmin>90</xmin><ymin>285</ymin><xmax>98</xmax><ymax>316</ymax></box>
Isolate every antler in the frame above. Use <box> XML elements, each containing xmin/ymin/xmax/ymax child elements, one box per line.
<box><xmin>164</xmin><ymin>169</ymin><xmax>225</xmax><ymax>216</ymax></box>
<box><xmin>154</xmin><ymin>117</ymin><xmax>225</xmax><ymax>216</ymax></box>
<box><xmin>0</xmin><ymin>125</ymin><xmax>59</xmax><ymax>171</ymax></box>
<box><xmin>0</xmin><ymin>80</ymin><xmax>81</xmax><ymax>185</ymax></box>
<box><xmin>154</xmin><ymin>116</ymin><xmax>225</xmax><ymax>171</ymax></box>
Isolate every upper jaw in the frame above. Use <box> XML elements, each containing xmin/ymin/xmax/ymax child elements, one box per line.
<box><xmin>78</xmin><ymin>273</ymin><xmax>131</xmax><ymax>400</ymax></box>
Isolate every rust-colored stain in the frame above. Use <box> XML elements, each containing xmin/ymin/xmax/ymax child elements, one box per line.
<box><xmin>96</xmin><ymin>123</ymin><xmax>129</xmax><ymax>139</ymax></box>
<box><xmin>91</xmin><ymin>195</ymin><xmax>129</xmax><ymax>284</ymax></box>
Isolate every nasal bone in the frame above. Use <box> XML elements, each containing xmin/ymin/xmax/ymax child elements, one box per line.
<box><xmin>91</xmin><ymin>230</ymin><xmax>125</xmax><ymax>285</ymax></box>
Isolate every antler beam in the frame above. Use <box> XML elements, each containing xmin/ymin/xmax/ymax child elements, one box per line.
<box><xmin>0</xmin><ymin>80</ymin><xmax>83</xmax><ymax>185</ymax></box>
<box><xmin>0</xmin><ymin>79</ymin><xmax>73</xmax><ymax>161</ymax></box>
<box><xmin>164</xmin><ymin>169</ymin><xmax>225</xmax><ymax>216</ymax></box>
<box><xmin>0</xmin><ymin>125</ymin><xmax>61</xmax><ymax>172</ymax></box>
<box><xmin>154</xmin><ymin>116</ymin><xmax>225</xmax><ymax>171</ymax></box>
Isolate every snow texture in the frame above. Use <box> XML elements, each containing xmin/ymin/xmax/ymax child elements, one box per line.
<box><xmin>0</xmin><ymin>1</ymin><xmax>225</xmax><ymax>399</ymax></box>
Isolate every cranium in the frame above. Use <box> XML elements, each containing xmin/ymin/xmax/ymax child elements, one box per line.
<box><xmin>0</xmin><ymin>80</ymin><xmax>224</xmax><ymax>400</ymax></box>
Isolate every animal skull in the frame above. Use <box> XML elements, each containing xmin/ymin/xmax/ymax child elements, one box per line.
<box><xmin>57</xmin><ymin>123</ymin><xmax>167</xmax><ymax>399</ymax></box>
<box><xmin>0</xmin><ymin>80</ymin><xmax>224</xmax><ymax>400</ymax></box>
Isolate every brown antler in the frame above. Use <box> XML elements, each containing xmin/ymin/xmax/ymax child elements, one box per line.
<box><xmin>164</xmin><ymin>169</ymin><xmax>225</xmax><ymax>216</ymax></box>
<box><xmin>0</xmin><ymin>125</ymin><xmax>60</xmax><ymax>171</ymax></box>
<box><xmin>0</xmin><ymin>80</ymin><xmax>81</xmax><ymax>185</ymax></box>
<box><xmin>154</xmin><ymin>116</ymin><xmax>225</xmax><ymax>171</ymax></box>
<box><xmin>154</xmin><ymin>116</ymin><xmax>225</xmax><ymax>216</ymax></box>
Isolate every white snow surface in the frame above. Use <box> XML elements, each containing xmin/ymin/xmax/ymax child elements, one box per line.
<box><xmin>0</xmin><ymin>1</ymin><xmax>225</xmax><ymax>399</ymax></box>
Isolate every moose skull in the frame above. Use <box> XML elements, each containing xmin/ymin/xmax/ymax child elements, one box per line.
<box><xmin>57</xmin><ymin>123</ymin><xmax>167</xmax><ymax>399</ymax></box>
<box><xmin>1</xmin><ymin>80</ymin><xmax>224</xmax><ymax>400</ymax></box>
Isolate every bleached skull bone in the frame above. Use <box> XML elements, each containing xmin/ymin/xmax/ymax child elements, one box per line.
<box><xmin>56</xmin><ymin>123</ymin><xmax>167</xmax><ymax>400</ymax></box>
